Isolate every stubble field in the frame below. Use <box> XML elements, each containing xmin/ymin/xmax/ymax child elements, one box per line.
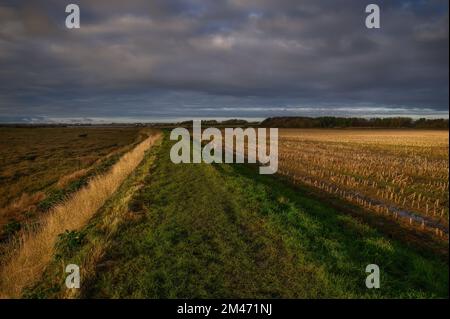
<box><xmin>278</xmin><ymin>129</ymin><xmax>449</xmax><ymax>236</ymax></box>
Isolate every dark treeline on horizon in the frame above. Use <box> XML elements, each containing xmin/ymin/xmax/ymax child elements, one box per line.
<box><xmin>0</xmin><ymin>117</ymin><xmax>448</xmax><ymax>129</ymax></box>
<box><xmin>261</xmin><ymin>117</ymin><xmax>449</xmax><ymax>129</ymax></box>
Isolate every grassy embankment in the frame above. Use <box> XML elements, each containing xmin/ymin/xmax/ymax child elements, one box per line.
<box><xmin>27</xmin><ymin>132</ymin><xmax>448</xmax><ymax>298</ymax></box>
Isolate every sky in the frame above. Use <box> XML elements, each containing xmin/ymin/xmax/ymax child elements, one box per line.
<box><xmin>0</xmin><ymin>0</ymin><xmax>448</xmax><ymax>123</ymax></box>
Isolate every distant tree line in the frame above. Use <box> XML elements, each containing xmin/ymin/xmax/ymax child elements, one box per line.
<box><xmin>1</xmin><ymin>117</ymin><xmax>448</xmax><ymax>129</ymax></box>
<box><xmin>260</xmin><ymin>117</ymin><xmax>449</xmax><ymax>129</ymax></box>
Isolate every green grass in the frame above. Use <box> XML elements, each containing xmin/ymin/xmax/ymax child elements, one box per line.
<box><xmin>72</xmin><ymin>133</ymin><xmax>447</xmax><ymax>298</ymax></box>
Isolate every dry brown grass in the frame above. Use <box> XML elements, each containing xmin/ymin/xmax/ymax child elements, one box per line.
<box><xmin>0</xmin><ymin>127</ymin><xmax>144</xmax><ymax>238</ymax></box>
<box><xmin>0</xmin><ymin>127</ymin><xmax>142</xmax><ymax>209</ymax></box>
<box><xmin>56</xmin><ymin>169</ymin><xmax>89</xmax><ymax>188</ymax></box>
<box><xmin>0</xmin><ymin>192</ymin><xmax>46</xmax><ymax>229</ymax></box>
<box><xmin>0</xmin><ymin>132</ymin><xmax>161</xmax><ymax>298</ymax></box>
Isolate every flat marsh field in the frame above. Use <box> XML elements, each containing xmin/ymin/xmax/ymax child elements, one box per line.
<box><xmin>0</xmin><ymin>127</ymin><xmax>144</xmax><ymax>240</ymax></box>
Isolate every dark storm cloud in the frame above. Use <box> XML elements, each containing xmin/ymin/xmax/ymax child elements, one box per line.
<box><xmin>0</xmin><ymin>0</ymin><xmax>448</xmax><ymax>122</ymax></box>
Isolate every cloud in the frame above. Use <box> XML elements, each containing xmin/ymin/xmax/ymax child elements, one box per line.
<box><xmin>0</xmin><ymin>0</ymin><xmax>448</xmax><ymax>121</ymax></box>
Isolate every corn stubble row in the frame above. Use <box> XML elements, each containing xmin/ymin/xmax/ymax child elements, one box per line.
<box><xmin>277</xmin><ymin>130</ymin><xmax>449</xmax><ymax>237</ymax></box>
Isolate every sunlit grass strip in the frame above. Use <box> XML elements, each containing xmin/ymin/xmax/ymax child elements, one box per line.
<box><xmin>0</xmin><ymin>132</ymin><xmax>161</xmax><ymax>298</ymax></box>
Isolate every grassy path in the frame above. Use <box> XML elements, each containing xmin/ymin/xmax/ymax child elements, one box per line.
<box><xmin>81</xmin><ymin>135</ymin><xmax>447</xmax><ymax>298</ymax></box>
